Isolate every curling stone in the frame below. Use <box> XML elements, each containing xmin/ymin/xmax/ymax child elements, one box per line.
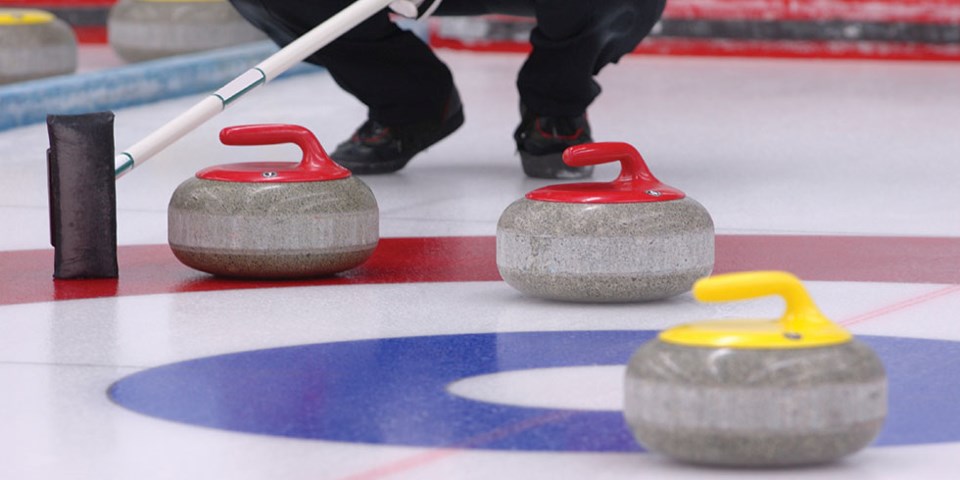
<box><xmin>108</xmin><ymin>0</ymin><xmax>266</xmax><ymax>63</ymax></box>
<box><xmin>0</xmin><ymin>9</ymin><xmax>77</xmax><ymax>85</ymax></box>
<box><xmin>168</xmin><ymin>124</ymin><xmax>379</xmax><ymax>279</ymax></box>
<box><xmin>496</xmin><ymin>142</ymin><xmax>714</xmax><ymax>302</ymax></box>
<box><xmin>624</xmin><ymin>271</ymin><xmax>887</xmax><ymax>467</ymax></box>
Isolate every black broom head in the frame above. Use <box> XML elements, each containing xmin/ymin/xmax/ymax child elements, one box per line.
<box><xmin>47</xmin><ymin>112</ymin><xmax>118</xmax><ymax>279</ymax></box>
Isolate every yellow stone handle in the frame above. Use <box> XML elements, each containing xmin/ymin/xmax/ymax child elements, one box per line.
<box><xmin>693</xmin><ymin>271</ymin><xmax>834</xmax><ymax>336</ymax></box>
<box><xmin>0</xmin><ymin>9</ymin><xmax>55</xmax><ymax>25</ymax></box>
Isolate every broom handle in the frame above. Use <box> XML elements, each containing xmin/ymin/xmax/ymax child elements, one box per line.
<box><xmin>114</xmin><ymin>0</ymin><xmax>397</xmax><ymax>178</ymax></box>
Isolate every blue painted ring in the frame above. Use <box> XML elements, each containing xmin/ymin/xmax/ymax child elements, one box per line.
<box><xmin>109</xmin><ymin>331</ymin><xmax>960</xmax><ymax>451</ymax></box>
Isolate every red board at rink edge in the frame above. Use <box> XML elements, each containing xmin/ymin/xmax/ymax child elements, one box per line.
<box><xmin>2</xmin><ymin>235</ymin><xmax>960</xmax><ymax>306</ymax></box>
<box><xmin>430</xmin><ymin>36</ymin><xmax>960</xmax><ymax>62</ymax></box>
<box><xmin>73</xmin><ymin>26</ymin><xmax>107</xmax><ymax>43</ymax></box>
<box><xmin>477</xmin><ymin>1</ymin><xmax>960</xmax><ymax>24</ymax></box>
<box><xmin>662</xmin><ymin>0</ymin><xmax>960</xmax><ymax>24</ymax></box>
<box><xmin>5</xmin><ymin>0</ymin><xmax>959</xmax><ymax>22</ymax></box>
<box><xmin>0</xmin><ymin>0</ymin><xmax>115</xmax><ymax>5</ymax></box>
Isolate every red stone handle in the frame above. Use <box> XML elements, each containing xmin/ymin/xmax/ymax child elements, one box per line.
<box><xmin>220</xmin><ymin>124</ymin><xmax>339</xmax><ymax>173</ymax></box>
<box><xmin>562</xmin><ymin>142</ymin><xmax>663</xmax><ymax>187</ymax></box>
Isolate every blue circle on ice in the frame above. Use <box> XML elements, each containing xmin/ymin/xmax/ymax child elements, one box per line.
<box><xmin>109</xmin><ymin>331</ymin><xmax>960</xmax><ymax>451</ymax></box>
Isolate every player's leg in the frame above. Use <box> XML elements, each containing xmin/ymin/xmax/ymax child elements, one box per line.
<box><xmin>514</xmin><ymin>0</ymin><xmax>666</xmax><ymax>178</ymax></box>
<box><xmin>229</xmin><ymin>0</ymin><xmax>462</xmax><ymax>173</ymax></box>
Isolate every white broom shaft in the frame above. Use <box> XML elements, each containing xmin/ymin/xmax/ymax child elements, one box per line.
<box><xmin>115</xmin><ymin>96</ymin><xmax>222</xmax><ymax>178</ymax></box>
<box><xmin>257</xmin><ymin>0</ymin><xmax>395</xmax><ymax>81</ymax></box>
<box><xmin>115</xmin><ymin>0</ymin><xmax>396</xmax><ymax>178</ymax></box>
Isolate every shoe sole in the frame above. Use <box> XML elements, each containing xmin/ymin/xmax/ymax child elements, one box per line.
<box><xmin>520</xmin><ymin>151</ymin><xmax>594</xmax><ymax>180</ymax></box>
<box><xmin>340</xmin><ymin>109</ymin><xmax>466</xmax><ymax>175</ymax></box>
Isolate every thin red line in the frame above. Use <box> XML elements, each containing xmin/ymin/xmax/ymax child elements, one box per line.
<box><xmin>339</xmin><ymin>411</ymin><xmax>573</xmax><ymax>480</ymax></box>
<box><xmin>840</xmin><ymin>284</ymin><xmax>960</xmax><ymax>327</ymax></box>
<box><xmin>340</xmin><ymin>449</ymin><xmax>459</xmax><ymax>480</ymax></box>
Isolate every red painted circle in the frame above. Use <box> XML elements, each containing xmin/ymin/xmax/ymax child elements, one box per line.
<box><xmin>3</xmin><ymin>235</ymin><xmax>960</xmax><ymax>306</ymax></box>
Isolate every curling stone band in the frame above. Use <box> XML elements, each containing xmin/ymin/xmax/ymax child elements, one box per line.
<box><xmin>624</xmin><ymin>272</ymin><xmax>887</xmax><ymax>467</ymax></box>
<box><xmin>496</xmin><ymin>142</ymin><xmax>714</xmax><ymax>302</ymax></box>
<box><xmin>0</xmin><ymin>9</ymin><xmax>77</xmax><ymax>84</ymax></box>
<box><xmin>169</xmin><ymin>178</ymin><xmax>378</xmax><ymax>277</ymax></box>
<box><xmin>497</xmin><ymin>199</ymin><xmax>713</xmax><ymax>302</ymax></box>
<box><xmin>168</xmin><ymin>124</ymin><xmax>379</xmax><ymax>279</ymax></box>
<box><xmin>625</xmin><ymin>340</ymin><xmax>886</xmax><ymax>466</ymax></box>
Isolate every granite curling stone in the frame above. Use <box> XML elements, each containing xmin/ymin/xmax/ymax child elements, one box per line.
<box><xmin>496</xmin><ymin>142</ymin><xmax>714</xmax><ymax>302</ymax></box>
<box><xmin>0</xmin><ymin>9</ymin><xmax>77</xmax><ymax>85</ymax></box>
<box><xmin>168</xmin><ymin>124</ymin><xmax>379</xmax><ymax>279</ymax></box>
<box><xmin>108</xmin><ymin>0</ymin><xmax>266</xmax><ymax>63</ymax></box>
<box><xmin>624</xmin><ymin>271</ymin><xmax>887</xmax><ymax>467</ymax></box>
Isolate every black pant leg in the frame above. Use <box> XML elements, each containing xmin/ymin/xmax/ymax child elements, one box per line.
<box><xmin>229</xmin><ymin>0</ymin><xmax>455</xmax><ymax>125</ymax></box>
<box><xmin>518</xmin><ymin>0</ymin><xmax>666</xmax><ymax>117</ymax></box>
<box><xmin>228</xmin><ymin>0</ymin><xmax>660</xmax><ymax>124</ymax></box>
<box><xmin>437</xmin><ymin>0</ymin><xmax>534</xmax><ymax>16</ymax></box>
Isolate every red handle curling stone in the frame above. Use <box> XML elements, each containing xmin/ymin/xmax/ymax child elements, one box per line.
<box><xmin>168</xmin><ymin>123</ymin><xmax>379</xmax><ymax>279</ymax></box>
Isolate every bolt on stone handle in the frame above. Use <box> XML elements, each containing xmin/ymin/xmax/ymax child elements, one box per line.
<box><xmin>563</xmin><ymin>142</ymin><xmax>664</xmax><ymax>186</ymax></box>
<box><xmin>693</xmin><ymin>271</ymin><xmax>842</xmax><ymax>337</ymax></box>
<box><xmin>220</xmin><ymin>124</ymin><xmax>338</xmax><ymax>172</ymax></box>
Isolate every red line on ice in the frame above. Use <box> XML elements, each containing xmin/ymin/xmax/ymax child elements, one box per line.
<box><xmin>2</xmin><ymin>235</ymin><xmax>959</xmax><ymax>306</ymax></box>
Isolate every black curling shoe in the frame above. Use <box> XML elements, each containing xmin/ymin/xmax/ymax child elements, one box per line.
<box><xmin>514</xmin><ymin>109</ymin><xmax>594</xmax><ymax>179</ymax></box>
<box><xmin>331</xmin><ymin>90</ymin><xmax>464</xmax><ymax>175</ymax></box>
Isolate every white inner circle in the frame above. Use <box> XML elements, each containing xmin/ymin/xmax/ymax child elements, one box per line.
<box><xmin>446</xmin><ymin>365</ymin><xmax>627</xmax><ymax>411</ymax></box>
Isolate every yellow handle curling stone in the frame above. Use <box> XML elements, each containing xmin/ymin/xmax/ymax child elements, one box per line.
<box><xmin>0</xmin><ymin>8</ymin><xmax>77</xmax><ymax>85</ymax></box>
<box><xmin>624</xmin><ymin>271</ymin><xmax>887</xmax><ymax>467</ymax></box>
